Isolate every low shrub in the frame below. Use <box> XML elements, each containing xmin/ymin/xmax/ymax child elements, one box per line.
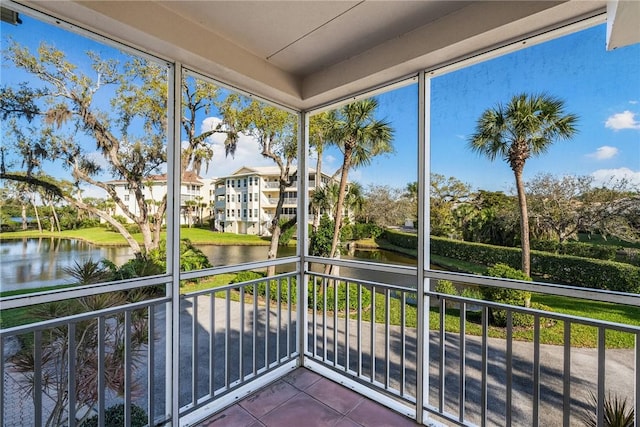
<box><xmin>482</xmin><ymin>264</ymin><xmax>532</xmax><ymax>327</ymax></box>
<box><xmin>81</xmin><ymin>403</ymin><xmax>147</xmax><ymax>427</ymax></box>
<box><xmin>434</xmin><ymin>280</ymin><xmax>457</xmax><ymax>296</ymax></box>
<box><xmin>308</xmin><ymin>279</ymin><xmax>372</xmax><ymax>312</ymax></box>
<box><xmin>460</xmin><ymin>287</ymin><xmax>484</xmax><ymax>301</ymax></box>
<box><xmin>235</xmin><ymin>271</ymin><xmax>298</xmax><ymax>303</ymax></box>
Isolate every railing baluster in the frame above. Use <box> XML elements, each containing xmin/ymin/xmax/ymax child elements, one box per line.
<box><xmin>209</xmin><ymin>293</ymin><xmax>215</xmax><ymax>396</ymax></box>
<box><xmin>345</xmin><ymin>279</ymin><xmax>350</xmax><ymax>373</ymax></box>
<box><xmin>334</xmin><ymin>280</ymin><xmax>338</xmax><ymax>367</ymax></box>
<box><xmin>287</xmin><ymin>276</ymin><xmax>292</xmax><ymax>357</ymax></box>
<box><xmin>357</xmin><ymin>283</ymin><xmax>363</xmax><ymax>377</ymax></box>
<box><xmin>636</xmin><ymin>333</ymin><xmax>639</xmax><ymax>427</ymax></box>
<box><xmin>0</xmin><ymin>336</ymin><xmax>4</xmax><ymax>424</ymax></box>
<box><xmin>68</xmin><ymin>323</ymin><xmax>76</xmax><ymax>427</ymax></box>
<box><xmin>225</xmin><ymin>289</ymin><xmax>231</xmax><ymax>388</ymax></box>
<box><xmin>400</xmin><ymin>291</ymin><xmax>406</xmax><ymax>397</ymax></box>
<box><xmin>323</xmin><ymin>277</ymin><xmax>328</xmax><ymax>362</ymax></box>
<box><xmin>597</xmin><ymin>326</ymin><xmax>606</xmax><ymax>427</ymax></box>
<box><xmin>312</xmin><ymin>276</ymin><xmax>317</xmax><ymax>358</ymax></box>
<box><xmin>34</xmin><ymin>330</ymin><xmax>42</xmax><ymax>427</ymax></box>
<box><xmin>240</xmin><ymin>287</ymin><xmax>245</xmax><ymax>381</ymax></box>
<box><xmin>563</xmin><ymin>320</ymin><xmax>571</xmax><ymax>427</ymax></box>
<box><xmin>98</xmin><ymin>317</ymin><xmax>105</xmax><ymax>427</ymax></box>
<box><xmin>481</xmin><ymin>306</ymin><xmax>488</xmax><ymax>427</ymax></box>
<box><xmin>191</xmin><ymin>297</ymin><xmax>198</xmax><ymax>405</ymax></box>
<box><xmin>371</xmin><ymin>285</ymin><xmax>376</xmax><ymax>383</ymax></box>
<box><xmin>459</xmin><ymin>302</ymin><xmax>466</xmax><ymax>423</ymax></box>
<box><xmin>438</xmin><ymin>297</ymin><xmax>445</xmax><ymax>414</ymax></box>
<box><xmin>533</xmin><ymin>314</ymin><xmax>540</xmax><ymax>427</ymax></box>
<box><xmin>124</xmin><ymin>310</ymin><xmax>132</xmax><ymax>427</ymax></box>
<box><xmin>148</xmin><ymin>305</ymin><xmax>155</xmax><ymax>426</ymax></box>
<box><xmin>506</xmin><ymin>311</ymin><xmax>513</xmax><ymax>426</ymax></box>
<box><xmin>265</xmin><ymin>279</ymin><xmax>270</xmax><ymax>369</ymax></box>
<box><xmin>385</xmin><ymin>288</ymin><xmax>390</xmax><ymax>389</ymax></box>
<box><xmin>253</xmin><ymin>282</ymin><xmax>257</xmax><ymax>375</ymax></box>
<box><xmin>276</xmin><ymin>277</ymin><xmax>281</xmax><ymax>363</ymax></box>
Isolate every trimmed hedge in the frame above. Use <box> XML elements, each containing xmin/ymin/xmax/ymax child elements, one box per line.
<box><xmin>431</xmin><ymin>236</ymin><xmax>640</xmax><ymax>293</ymax></box>
<box><xmin>383</xmin><ymin>229</ymin><xmax>418</xmax><ymax>249</ymax></box>
<box><xmin>531</xmin><ymin>239</ymin><xmax>617</xmax><ymax>261</ymax></box>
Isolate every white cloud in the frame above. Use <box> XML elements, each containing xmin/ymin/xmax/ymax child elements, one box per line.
<box><xmin>591</xmin><ymin>167</ymin><xmax>640</xmax><ymax>187</ymax></box>
<box><xmin>80</xmin><ymin>184</ymin><xmax>107</xmax><ymax>199</ymax></box>
<box><xmin>605</xmin><ymin>110</ymin><xmax>640</xmax><ymax>131</ymax></box>
<box><xmin>629</xmin><ymin>100</ymin><xmax>638</xmax><ymax>105</ymax></box>
<box><xmin>587</xmin><ymin>145</ymin><xmax>619</xmax><ymax>160</ymax></box>
<box><xmin>324</xmin><ymin>154</ymin><xmax>337</xmax><ymax>166</ymax></box>
<box><xmin>197</xmin><ymin>116</ymin><xmax>275</xmax><ymax>178</ymax></box>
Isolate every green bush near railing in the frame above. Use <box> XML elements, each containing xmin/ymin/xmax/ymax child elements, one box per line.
<box><xmin>233</xmin><ymin>271</ymin><xmax>298</xmax><ymax>303</ymax></box>
<box><xmin>431</xmin><ymin>236</ymin><xmax>640</xmax><ymax>293</ymax></box>
<box><xmin>308</xmin><ymin>279</ymin><xmax>373</xmax><ymax>312</ymax></box>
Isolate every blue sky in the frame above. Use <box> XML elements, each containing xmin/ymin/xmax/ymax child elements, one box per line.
<box><xmin>2</xmin><ymin>16</ymin><xmax>639</xmax><ymax>196</ymax></box>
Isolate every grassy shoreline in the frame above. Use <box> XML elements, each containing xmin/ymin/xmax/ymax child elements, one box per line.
<box><xmin>0</xmin><ymin>227</ymin><xmax>271</xmax><ymax>246</ymax></box>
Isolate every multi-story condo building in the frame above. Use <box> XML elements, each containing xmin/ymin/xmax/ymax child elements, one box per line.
<box><xmin>208</xmin><ymin>166</ymin><xmax>330</xmax><ymax>235</ymax></box>
<box><xmin>107</xmin><ymin>171</ymin><xmax>205</xmax><ymax>226</ymax></box>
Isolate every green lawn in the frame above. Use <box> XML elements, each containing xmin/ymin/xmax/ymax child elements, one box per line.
<box><xmin>359</xmin><ymin>291</ymin><xmax>639</xmax><ymax>348</ymax></box>
<box><xmin>0</xmin><ymin>227</ymin><xmax>270</xmax><ymax>246</ymax></box>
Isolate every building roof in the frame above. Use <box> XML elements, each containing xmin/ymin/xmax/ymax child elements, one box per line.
<box><xmin>107</xmin><ymin>171</ymin><xmax>203</xmax><ymax>185</ymax></box>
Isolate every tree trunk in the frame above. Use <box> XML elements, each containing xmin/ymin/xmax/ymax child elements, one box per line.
<box><xmin>31</xmin><ymin>197</ymin><xmax>42</xmax><ymax>233</ymax></box>
<box><xmin>21</xmin><ymin>203</ymin><xmax>28</xmax><ymax>230</ymax></box>
<box><xmin>325</xmin><ymin>148</ymin><xmax>352</xmax><ymax>274</ymax></box>
<box><xmin>266</xmin><ymin>178</ymin><xmax>289</xmax><ymax>276</ymax></box>
<box><xmin>514</xmin><ymin>170</ymin><xmax>531</xmax><ymax>276</ymax></box>
<box><xmin>266</xmin><ymin>223</ymin><xmax>281</xmax><ymax>277</ymax></box>
<box><xmin>50</xmin><ymin>201</ymin><xmax>61</xmax><ymax>232</ymax></box>
<box><xmin>139</xmin><ymin>222</ymin><xmax>156</xmax><ymax>253</ymax></box>
<box><xmin>312</xmin><ymin>152</ymin><xmax>323</xmax><ymax>232</ymax></box>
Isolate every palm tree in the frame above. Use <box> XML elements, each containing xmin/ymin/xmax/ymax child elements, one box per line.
<box><xmin>468</xmin><ymin>93</ymin><xmax>578</xmax><ymax>275</ymax></box>
<box><xmin>309</xmin><ymin>112</ymin><xmax>332</xmax><ymax>230</ymax></box>
<box><xmin>323</xmin><ymin>99</ymin><xmax>394</xmax><ymax>270</ymax></box>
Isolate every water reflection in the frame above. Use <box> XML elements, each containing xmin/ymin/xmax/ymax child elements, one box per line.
<box><xmin>0</xmin><ymin>238</ymin><xmax>135</xmax><ymax>292</ymax></box>
<box><xmin>0</xmin><ymin>238</ymin><xmax>418</xmax><ymax>291</ymax></box>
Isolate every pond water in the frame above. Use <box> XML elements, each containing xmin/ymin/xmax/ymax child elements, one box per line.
<box><xmin>0</xmin><ymin>238</ymin><xmax>417</xmax><ymax>292</ymax></box>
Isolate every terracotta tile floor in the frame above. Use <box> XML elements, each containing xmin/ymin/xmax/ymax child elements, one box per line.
<box><xmin>196</xmin><ymin>368</ymin><xmax>422</xmax><ymax>427</ymax></box>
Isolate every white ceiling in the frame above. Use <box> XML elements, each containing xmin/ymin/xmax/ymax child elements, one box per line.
<box><xmin>16</xmin><ymin>0</ymin><xmax>637</xmax><ymax>110</ymax></box>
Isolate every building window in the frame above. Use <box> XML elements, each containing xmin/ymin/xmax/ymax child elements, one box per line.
<box><xmin>249</xmin><ymin>193</ymin><xmax>253</xmax><ymax>202</ymax></box>
<box><xmin>227</xmin><ymin>194</ymin><xmax>230</xmax><ymax>202</ymax></box>
<box><xmin>243</xmin><ymin>209</ymin><xmax>247</xmax><ymax>218</ymax></box>
<box><xmin>243</xmin><ymin>193</ymin><xmax>247</xmax><ymax>203</ymax></box>
<box><xmin>248</xmin><ymin>209</ymin><xmax>252</xmax><ymax>218</ymax></box>
<box><xmin>254</xmin><ymin>192</ymin><xmax>258</xmax><ymax>201</ymax></box>
<box><xmin>244</xmin><ymin>178</ymin><xmax>247</xmax><ymax>187</ymax></box>
<box><xmin>124</xmin><ymin>194</ymin><xmax>129</xmax><ymax>201</ymax></box>
<box><xmin>254</xmin><ymin>209</ymin><xmax>258</xmax><ymax>218</ymax></box>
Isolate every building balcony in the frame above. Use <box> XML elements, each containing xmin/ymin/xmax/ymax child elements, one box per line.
<box><xmin>2</xmin><ymin>258</ymin><xmax>637</xmax><ymax>427</ymax></box>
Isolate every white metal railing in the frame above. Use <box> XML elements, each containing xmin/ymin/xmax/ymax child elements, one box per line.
<box><xmin>178</xmin><ymin>272</ymin><xmax>299</xmax><ymax>417</ymax></box>
<box><xmin>0</xmin><ymin>290</ymin><xmax>171</xmax><ymax>427</ymax></box>
<box><xmin>2</xmin><ymin>258</ymin><xmax>638</xmax><ymax>427</ymax></box>
<box><xmin>305</xmin><ymin>271</ymin><xmax>419</xmax><ymax>406</ymax></box>
<box><xmin>303</xmin><ymin>259</ymin><xmax>639</xmax><ymax>427</ymax></box>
